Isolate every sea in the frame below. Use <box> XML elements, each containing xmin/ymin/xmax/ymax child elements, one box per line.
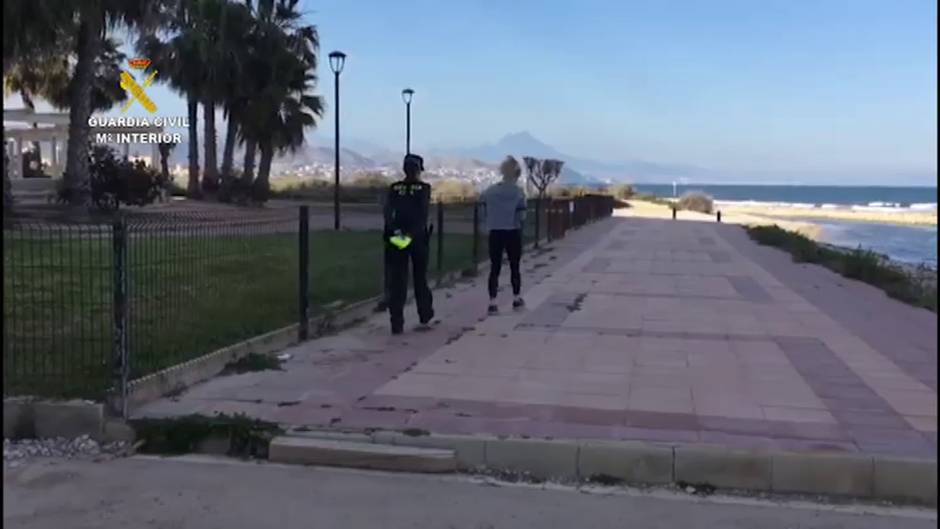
<box><xmin>630</xmin><ymin>185</ymin><xmax>938</xmax><ymax>268</ymax></box>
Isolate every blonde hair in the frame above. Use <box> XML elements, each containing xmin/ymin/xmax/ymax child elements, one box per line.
<box><xmin>500</xmin><ymin>156</ymin><xmax>521</xmax><ymax>181</ymax></box>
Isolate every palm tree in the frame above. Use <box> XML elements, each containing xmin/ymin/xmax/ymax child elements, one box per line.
<box><xmin>4</xmin><ymin>46</ymin><xmax>70</xmax><ymax>158</ymax></box>
<box><xmin>138</xmin><ymin>1</ymin><xmax>204</xmax><ymax>199</ymax></box>
<box><xmin>196</xmin><ymin>0</ymin><xmax>254</xmax><ymax>196</ymax></box>
<box><xmin>217</xmin><ymin>2</ymin><xmax>255</xmax><ymax>199</ymax></box>
<box><xmin>238</xmin><ymin>0</ymin><xmax>323</xmax><ymax>202</ymax></box>
<box><xmin>5</xmin><ymin>37</ymin><xmax>126</xmax><ymax>179</ymax></box>
<box><xmin>57</xmin><ymin>1</ymin><xmax>166</xmax><ymax>207</ymax></box>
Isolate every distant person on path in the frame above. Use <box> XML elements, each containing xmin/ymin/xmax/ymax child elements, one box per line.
<box><xmin>384</xmin><ymin>154</ymin><xmax>434</xmax><ymax>334</ymax></box>
<box><xmin>481</xmin><ymin>156</ymin><xmax>527</xmax><ymax>314</ymax></box>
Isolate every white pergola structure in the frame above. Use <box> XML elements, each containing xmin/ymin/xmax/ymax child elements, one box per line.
<box><xmin>4</xmin><ymin>108</ymin><xmax>163</xmax><ymax>180</ymax></box>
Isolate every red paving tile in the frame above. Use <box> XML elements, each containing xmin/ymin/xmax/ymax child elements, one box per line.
<box><xmin>133</xmin><ymin>217</ymin><xmax>937</xmax><ymax>459</ymax></box>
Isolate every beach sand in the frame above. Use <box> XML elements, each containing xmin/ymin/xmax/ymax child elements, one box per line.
<box><xmin>618</xmin><ymin>200</ymin><xmax>824</xmax><ymax>239</ymax></box>
<box><xmin>713</xmin><ymin>204</ymin><xmax>937</xmax><ymax>226</ymax></box>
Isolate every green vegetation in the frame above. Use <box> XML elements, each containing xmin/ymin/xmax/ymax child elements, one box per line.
<box><xmin>220</xmin><ymin>353</ymin><xmax>284</xmax><ymax>375</ymax></box>
<box><xmin>3</xmin><ymin>229</ymin><xmax>475</xmax><ymax>398</ymax></box>
<box><xmin>677</xmin><ymin>191</ymin><xmax>714</xmax><ymax>214</ymax></box>
<box><xmin>631</xmin><ymin>192</ymin><xmax>672</xmax><ymax>206</ymax></box>
<box><xmin>747</xmin><ymin>225</ymin><xmax>937</xmax><ymax>312</ymax></box>
<box><xmin>130</xmin><ymin>413</ymin><xmax>283</xmax><ymax>458</ymax></box>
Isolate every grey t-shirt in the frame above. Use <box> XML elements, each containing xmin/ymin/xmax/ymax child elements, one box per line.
<box><xmin>481</xmin><ymin>182</ymin><xmax>527</xmax><ymax>231</ymax></box>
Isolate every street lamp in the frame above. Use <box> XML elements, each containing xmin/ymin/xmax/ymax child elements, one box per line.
<box><xmin>401</xmin><ymin>88</ymin><xmax>414</xmax><ymax>154</ymax></box>
<box><xmin>329</xmin><ymin>50</ymin><xmax>346</xmax><ymax>231</ymax></box>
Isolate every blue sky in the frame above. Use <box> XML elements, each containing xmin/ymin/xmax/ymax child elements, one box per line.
<box><xmin>6</xmin><ymin>0</ymin><xmax>937</xmax><ymax>184</ymax></box>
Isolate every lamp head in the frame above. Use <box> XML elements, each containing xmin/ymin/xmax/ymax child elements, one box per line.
<box><xmin>328</xmin><ymin>51</ymin><xmax>346</xmax><ymax>74</ymax></box>
<box><xmin>401</xmin><ymin>88</ymin><xmax>414</xmax><ymax>104</ymax></box>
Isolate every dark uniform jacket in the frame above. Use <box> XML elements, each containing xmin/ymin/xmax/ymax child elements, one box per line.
<box><xmin>384</xmin><ymin>180</ymin><xmax>431</xmax><ymax>242</ymax></box>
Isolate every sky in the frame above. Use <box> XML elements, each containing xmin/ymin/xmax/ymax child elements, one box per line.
<box><xmin>5</xmin><ymin>0</ymin><xmax>938</xmax><ymax>184</ymax></box>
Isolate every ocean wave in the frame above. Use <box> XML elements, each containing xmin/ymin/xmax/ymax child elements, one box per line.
<box><xmin>714</xmin><ymin>200</ymin><xmax>820</xmax><ymax>209</ymax></box>
<box><xmin>713</xmin><ymin>199</ymin><xmax>936</xmax><ymax>212</ymax></box>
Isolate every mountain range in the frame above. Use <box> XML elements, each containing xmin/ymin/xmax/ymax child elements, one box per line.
<box><xmin>164</xmin><ymin>130</ymin><xmax>710</xmax><ymax>185</ymax></box>
<box><xmin>444</xmin><ymin>131</ymin><xmax>712</xmax><ymax>183</ymax></box>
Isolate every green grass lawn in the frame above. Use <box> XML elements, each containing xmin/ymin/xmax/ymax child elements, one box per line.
<box><xmin>3</xmin><ymin>229</ymin><xmax>474</xmax><ymax>398</ymax></box>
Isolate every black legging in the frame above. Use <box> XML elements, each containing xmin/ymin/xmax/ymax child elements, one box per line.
<box><xmin>488</xmin><ymin>229</ymin><xmax>522</xmax><ymax>299</ymax></box>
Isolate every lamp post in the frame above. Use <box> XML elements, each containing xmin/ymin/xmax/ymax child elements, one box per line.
<box><xmin>401</xmin><ymin>88</ymin><xmax>414</xmax><ymax>154</ymax></box>
<box><xmin>329</xmin><ymin>51</ymin><xmax>346</xmax><ymax>231</ymax></box>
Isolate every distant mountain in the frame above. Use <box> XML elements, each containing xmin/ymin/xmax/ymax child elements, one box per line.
<box><xmin>444</xmin><ymin>131</ymin><xmax>711</xmax><ymax>184</ymax></box>
<box><xmin>165</xmin><ymin>134</ymin><xmax>380</xmax><ymax>170</ymax></box>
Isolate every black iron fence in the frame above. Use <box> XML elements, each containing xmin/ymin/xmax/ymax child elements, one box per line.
<box><xmin>3</xmin><ymin>195</ymin><xmax>613</xmax><ymax>408</ymax></box>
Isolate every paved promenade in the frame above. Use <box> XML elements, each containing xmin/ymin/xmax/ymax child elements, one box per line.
<box><xmin>136</xmin><ymin>212</ymin><xmax>938</xmax><ymax>458</ymax></box>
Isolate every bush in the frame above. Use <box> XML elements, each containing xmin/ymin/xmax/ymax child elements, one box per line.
<box><xmin>746</xmin><ymin>225</ymin><xmax>937</xmax><ymax>312</ymax></box>
<box><xmin>677</xmin><ymin>191</ymin><xmax>714</xmax><ymax>214</ymax></box>
<box><xmin>56</xmin><ymin>145</ymin><xmax>167</xmax><ymax>211</ymax></box>
<box><xmin>350</xmin><ymin>173</ymin><xmax>391</xmax><ymax>188</ymax></box>
<box><xmin>549</xmin><ymin>186</ymin><xmax>592</xmax><ymax>198</ymax></box>
<box><xmin>432</xmin><ymin>179</ymin><xmax>478</xmax><ymax>203</ymax></box>
<box><xmin>611</xmin><ymin>184</ymin><xmax>635</xmax><ymax>200</ymax></box>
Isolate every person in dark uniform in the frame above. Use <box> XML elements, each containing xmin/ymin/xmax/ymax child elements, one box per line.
<box><xmin>384</xmin><ymin>153</ymin><xmax>434</xmax><ymax>334</ymax></box>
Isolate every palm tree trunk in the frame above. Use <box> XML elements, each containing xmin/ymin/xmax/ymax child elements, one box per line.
<box><xmin>218</xmin><ymin>112</ymin><xmax>237</xmax><ymax>202</ymax></box>
<box><xmin>159</xmin><ymin>150</ymin><xmax>170</xmax><ymax>182</ymax></box>
<box><xmin>186</xmin><ymin>95</ymin><xmax>201</xmax><ymax>198</ymax></box>
<box><xmin>242</xmin><ymin>140</ymin><xmax>256</xmax><ymax>184</ymax></box>
<box><xmin>201</xmin><ymin>100</ymin><xmax>218</xmax><ymax>192</ymax></box>
<box><xmin>253</xmin><ymin>140</ymin><xmax>273</xmax><ymax>202</ymax></box>
<box><xmin>221</xmin><ymin>112</ymin><xmax>237</xmax><ymax>179</ymax></box>
<box><xmin>63</xmin><ymin>12</ymin><xmax>102</xmax><ymax>207</ymax></box>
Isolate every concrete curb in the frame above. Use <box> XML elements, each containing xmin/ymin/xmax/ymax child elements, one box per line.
<box><xmin>279</xmin><ymin>427</ymin><xmax>938</xmax><ymax>507</ymax></box>
<box><xmin>3</xmin><ymin>397</ymin><xmax>134</xmax><ymax>442</ymax></box>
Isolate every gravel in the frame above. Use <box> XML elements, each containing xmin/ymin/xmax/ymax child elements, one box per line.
<box><xmin>4</xmin><ymin>436</ymin><xmax>131</xmax><ymax>468</ymax></box>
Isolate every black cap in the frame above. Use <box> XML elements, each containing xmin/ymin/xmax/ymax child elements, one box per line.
<box><xmin>403</xmin><ymin>153</ymin><xmax>424</xmax><ymax>172</ymax></box>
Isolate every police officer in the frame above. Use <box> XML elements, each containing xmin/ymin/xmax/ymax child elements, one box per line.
<box><xmin>384</xmin><ymin>153</ymin><xmax>434</xmax><ymax>334</ymax></box>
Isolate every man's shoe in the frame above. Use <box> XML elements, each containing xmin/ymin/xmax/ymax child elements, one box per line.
<box><xmin>419</xmin><ymin>310</ymin><xmax>435</xmax><ymax>326</ymax></box>
<box><xmin>391</xmin><ymin>324</ymin><xmax>404</xmax><ymax>335</ymax></box>
<box><xmin>487</xmin><ymin>304</ymin><xmax>499</xmax><ymax>315</ymax></box>
<box><xmin>512</xmin><ymin>297</ymin><xmax>525</xmax><ymax>310</ymax></box>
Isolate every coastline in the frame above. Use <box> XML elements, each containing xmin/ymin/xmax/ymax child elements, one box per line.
<box><xmin>618</xmin><ymin>199</ymin><xmax>937</xmax><ymax>284</ymax></box>
<box><xmin>618</xmin><ymin>199</ymin><xmax>825</xmax><ymax>239</ymax></box>
<box><xmin>715</xmin><ymin>204</ymin><xmax>937</xmax><ymax>227</ymax></box>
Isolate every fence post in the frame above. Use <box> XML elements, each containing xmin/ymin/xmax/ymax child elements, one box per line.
<box><xmin>111</xmin><ymin>217</ymin><xmax>129</xmax><ymax>419</ymax></box>
<box><xmin>436</xmin><ymin>201</ymin><xmax>444</xmax><ymax>284</ymax></box>
<box><xmin>717</xmin><ymin>210</ymin><xmax>722</xmax><ymax>223</ymax></box>
<box><xmin>546</xmin><ymin>200</ymin><xmax>553</xmax><ymax>242</ymax></box>
<box><xmin>534</xmin><ymin>197</ymin><xmax>541</xmax><ymax>248</ymax></box>
<box><xmin>298</xmin><ymin>206</ymin><xmax>310</xmax><ymax>341</ymax></box>
<box><xmin>472</xmin><ymin>202</ymin><xmax>479</xmax><ymax>270</ymax></box>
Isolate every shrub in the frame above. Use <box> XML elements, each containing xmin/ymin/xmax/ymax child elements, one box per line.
<box><xmin>432</xmin><ymin>179</ymin><xmax>478</xmax><ymax>203</ymax></box>
<box><xmin>611</xmin><ymin>184</ymin><xmax>635</xmax><ymax>200</ymax></box>
<box><xmin>58</xmin><ymin>145</ymin><xmax>167</xmax><ymax>211</ymax></box>
<box><xmin>677</xmin><ymin>191</ymin><xmax>714</xmax><ymax>214</ymax></box>
<box><xmin>350</xmin><ymin>173</ymin><xmax>391</xmax><ymax>188</ymax></box>
<box><xmin>549</xmin><ymin>186</ymin><xmax>591</xmax><ymax>199</ymax></box>
<box><xmin>746</xmin><ymin>225</ymin><xmax>937</xmax><ymax>312</ymax></box>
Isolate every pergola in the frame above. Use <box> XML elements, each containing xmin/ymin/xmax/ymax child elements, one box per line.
<box><xmin>3</xmin><ymin>108</ymin><xmax>163</xmax><ymax>180</ymax></box>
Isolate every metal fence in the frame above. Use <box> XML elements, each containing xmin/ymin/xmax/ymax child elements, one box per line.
<box><xmin>3</xmin><ymin>195</ymin><xmax>613</xmax><ymax>409</ymax></box>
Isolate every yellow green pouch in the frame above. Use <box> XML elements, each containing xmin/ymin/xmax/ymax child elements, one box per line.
<box><xmin>389</xmin><ymin>234</ymin><xmax>412</xmax><ymax>250</ymax></box>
